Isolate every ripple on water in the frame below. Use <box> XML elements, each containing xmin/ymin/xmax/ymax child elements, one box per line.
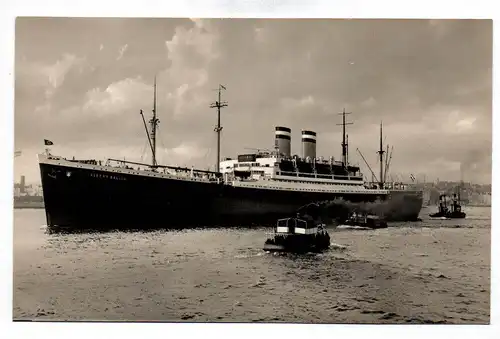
<box><xmin>13</xmin><ymin>208</ymin><xmax>491</xmax><ymax>323</ymax></box>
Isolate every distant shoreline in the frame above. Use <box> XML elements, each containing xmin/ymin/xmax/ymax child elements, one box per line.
<box><xmin>14</xmin><ymin>203</ymin><xmax>45</xmax><ymax>209</ymax></box>
<box><xmin>423</xmin><ymin>204</ymin><xmax>491</xmax><ymax>208</ymax></box>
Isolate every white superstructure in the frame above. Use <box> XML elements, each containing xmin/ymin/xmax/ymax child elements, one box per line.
<box><xmin>219</xmin><ymin>152</ymin><xmax>388</xmax><ymax>195</ymax></box>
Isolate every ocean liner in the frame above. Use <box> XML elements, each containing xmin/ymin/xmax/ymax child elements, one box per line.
<box><xmin>38</xmin><ymin>81</ymin><xmax>423</xmax><ymax>231</ymax></box>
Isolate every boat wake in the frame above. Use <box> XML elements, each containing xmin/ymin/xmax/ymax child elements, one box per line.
<box><xmin>234</xmin><ymin>252</ymin><xmax>266</xmax><ymax>259</ymax></box>
<box><xmin>329</xmin><ymin>242</ymin><xmax>348</xmax><ymax>251</ymax></box>
<box><xmin>336</xmin><ymin>225</ymin><xmax>374</xmax><ymax>230</ymax></box>
<box><xmin>263</xmin><ymin>242</ymin><xmax>348</xmax><ymax>256</ymax></box>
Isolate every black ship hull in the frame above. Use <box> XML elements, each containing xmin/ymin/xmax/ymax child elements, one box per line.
<box><xmin>40</xmin><ymin>162</ymin><xmax>221</xmax><ymax>231</ymax></box>
<box><xmin>263</xmin><ymin>233</ymin><xmax>331</xmax><ymax>253</ymax></box>
<box><xmin>39</xmin><ymin>159</ymin><xmax>422</xmax><ymax>232</ymax></box>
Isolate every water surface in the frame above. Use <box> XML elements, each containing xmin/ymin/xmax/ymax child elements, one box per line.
<box><xmin>13</xmin><ymin>206</ymin><xmax>491</xmax><ymax>323</ymax></box>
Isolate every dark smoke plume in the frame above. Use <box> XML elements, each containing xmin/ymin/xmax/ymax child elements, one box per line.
<box><xmin>315</xmin><ymin>193</ymin><xmax>422</xmax><ymax>223</ymax></box>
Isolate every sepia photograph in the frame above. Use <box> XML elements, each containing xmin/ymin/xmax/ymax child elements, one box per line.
<box><xmin>4</xmin><ymin>0</ymin><xmax>497</xmax><ymax>336</ymax></box>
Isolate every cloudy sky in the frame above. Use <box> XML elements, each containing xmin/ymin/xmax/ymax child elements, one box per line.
<box><xmin>14</xmin><ymin>18</ymin><xmax>492</xmax><ymax>184</ymax></box>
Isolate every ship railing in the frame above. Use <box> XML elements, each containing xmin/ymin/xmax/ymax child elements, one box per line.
<box><xmin>46</xmin><ymin>154</ymin><xmax>62</xmax><ymax>160</ymax></box>
<box><xmin>365</xmin><ymin>181</ymin><xmax>420</xmax><ymax>191</ymax></box>
<box><xmin>68</xmin><ymin>159</ymin><xmax>99</xmax><ymax>165</ymax></box>
<box><xmin>276</xmin><ymin>171</ymin><xmax>363</xmax><ymax>181</ymax></box>
<box><xmin>55</xmin><ymin>155</ymin><xmax>223</xmax><ymax>181</ymax></box>
<box><xmin>105</xmin><ymin>158</ymin><xmax>223</xmax><ymax>178</ymax></box>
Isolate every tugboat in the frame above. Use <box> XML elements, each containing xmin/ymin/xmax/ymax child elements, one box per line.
<box><xmin>429</xmin><ymin>193</ymin><xmax>466</xmax><ymax>219</ymax></box>
<box><xmin>337</xmin><ymin>211</ymin><xmax>388</xmax><ymax>230</ymax></box>
<box><xmin>263</xmin><ymin>203</ymin><xmax>331</xmax><ymax>253</ymax></box>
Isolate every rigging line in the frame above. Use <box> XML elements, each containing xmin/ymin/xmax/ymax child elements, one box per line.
<box><xmin>203</xmin><ymin>134</ymin><xmax>213</xmax><ymax>161</ymax></box>
<box><xmin>140</xmin><ymin>138</ymin><xmax>148</xmax><ymax>163</ymax></box>
<box><xmin>156</xmin><ymin>125</ymin><xmax>164</xmax><ymax>164</ymax></box>
<box><xmin>202</xmin><ymin>145</ymin><xmax>212</xmax><ymax>172</ymax></box>
<box><xmin>205</xmin><ymin>130</ymin><xmax>217</xmax><ymax>171</ymax></box>
<box><xmin>156</xmin><ymin>125</ymin><xmax>169</xmax><ymax>165</ymax></box>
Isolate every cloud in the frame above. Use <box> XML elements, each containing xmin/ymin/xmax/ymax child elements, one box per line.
<box><xmin>455</xmin><ymin>117</ymin><xmax>477</xmax><ymax>132</ymax></box>
<box><xmin>14</xmin><ymin>18</ymin><xmax>224</xmax><ymax>182</ymax></box>
<box><xmin>163</xmin><ymin>142</ymin><xmax>210</xmax><ymax>167</ymax></box>
<box><xmin>14</xmin><ymin>18</ymin><xmax>492</xmax><ymax>185</ymax></box>
<box><xmin>81</xmin><ymin>77</ymin><xmax>151</xmax><ymax>117</ymax></box>
<box><xmin>166</xmin><ymin>19</ymin><xmax>219</xmax><ymax>69</ymax></box>
<box><xmin>16</xmin><ymin>53</ymin><xmax>86</xmax><ymax>93</ymax></box>
<box><xmin>116</xmin><ymin>44</ymin><xmax>128</xmax><ymax>60</ymax></box>
<box><xmin>42</xmin><ymin>54</ymin><xmax>83</xmax><ymax>89</ymax></box>
<box><xmin>148</xmin><ymin>18</ymin><xmax>222</xmax><ymax>122</ymax></box>
<box><xmin>361</xmin><ymin>97</ymin><xmax>377</xmax><ymax>108</ymax></box>
<box><xmin>254</xmin><ymin>27</ymin><xmax>266</xmax><ymax>43</ymax></box>
<box><xmin>280</xmin><ymin>95</ymin><xmax>315</xmax><ymax>110</ymax></box>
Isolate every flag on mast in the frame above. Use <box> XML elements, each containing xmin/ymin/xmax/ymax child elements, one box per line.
<box><xmin>44</xmin><ymin>139</ymin><xmax>54</xmax><ymax>146</ymax></box>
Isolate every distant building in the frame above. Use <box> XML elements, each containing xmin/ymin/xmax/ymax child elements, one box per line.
<box><xmin>13</xmin><ymin>175</ymin><xmax>42</xmax><ymax>197</ymax></box>
<box><xmin>419</xmin><ymin>180</ymin><xmax>491</xmax><ymax>207</ymax></box>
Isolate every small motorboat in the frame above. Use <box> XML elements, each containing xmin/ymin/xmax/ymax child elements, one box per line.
<box><xmin>337</xmin><ymin>212</ymin><xmax>388</xmax><ymax>230</ymax></box>
<box><xmin>263</xmin><ymin>217</ymin><xmax>330</xmax><ymax>254</ymax></box>
<box><xmin>429</xmin><ymin>193</ymin><xmax>466</xmax><ymax>219</ymax></box>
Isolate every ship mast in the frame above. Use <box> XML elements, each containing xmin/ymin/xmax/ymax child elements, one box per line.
<box><xmin>149</xmin><ymin>76</ymin><xmax>160</xmax><ymax>167</ymax></box>
<box><xmin>346</xmin><ymin>134</ymin><xmax>349</xmax><ymax>165</ymax></box>
<box><xmin>377</xmin><ymin>121</ymin><xmax>385</xmax><ymax>189</ymax></box>
<box><xmin>459</xmin><ymin>163</ymin><xmax>464</xmax><ymax>203</ymax></box>
<box><xmin>210</xmin><ymin>84</ymin><xmax>228</xmax><ymax>173</ymax></box>
<box><xmin>337</xmin><ymin>108</ymin><xmax>353</xmax><ymax>168</ymax></box>
<box><xmin>139</xmin><ymin>76</ymin><xmax>159</xmax><ymax>168</ymax></box>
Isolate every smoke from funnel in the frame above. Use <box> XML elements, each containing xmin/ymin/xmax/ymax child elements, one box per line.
<box><xmin>316</xmin><ymin>193</ymin><xmax>423</xmax><ymax>222</ymax></box>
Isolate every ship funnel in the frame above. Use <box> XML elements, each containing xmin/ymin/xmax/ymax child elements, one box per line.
<box><xmin>301</xmin><ymin>130</ymin><xmax>317</xmax><ymax>160</ymax></box>
<box><xmin>274</xmin><ymin>126</ymin><xmax>291</xmax><ymax>157</ymax></box>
